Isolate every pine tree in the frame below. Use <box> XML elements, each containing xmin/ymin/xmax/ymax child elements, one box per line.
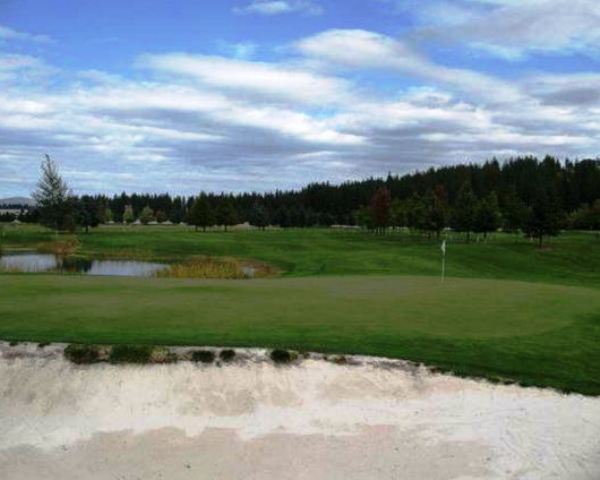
<box><xmin>216</xmin><ymin>198</ymin><xmax>238</xmax><ymax>231</ymax></box>
<box><xmin>474</xmin><ymin>192</ymin><xmax>501</xmax><ymax>239</ymax></box>
<box><xmin>123</xmin><ymin>205</ymin><xmax>134</xmax><ymax>224</ymax></box>
<box><xmin>32</xmin><ymin>154</ymin><xmax>74</xmax><ymax>232</ymax></box>
<box><xmin>248</xmin><ymin>203</ymin><xmax>269</xmax><ymax>230</ymax></box>
<box><xmin>368</xmin><ymin>186</ymin><xmax>391</xmax><ymax>234</ymax></box>
<box><xmin>524</xmin><ymin>189</ymin><xmax>563</xmax><ymax>247</ymax></box>
<box><xmin>189</xmin><ymin>194</ymin><xmax>214</xmax><ymax>232</ymax></box>
<box><xmin>451</xmin><ymin>181</ymin><xmax>477</xmax><ymax>242</ymax></box>
<box><xmin>139</xmin><ymin>206</ymin><xmax>154</xmax><ymax>225</ymax></box>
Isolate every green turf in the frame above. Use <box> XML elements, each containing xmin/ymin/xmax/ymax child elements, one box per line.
<box><xmin>1</xmin><ymin>225</ymin><xmax>600</xmax><ymax>394</ymax></box>
<box><xmin>1</xmin><ymin>274</ymin><xmax>599</xmax><ymax>394</ymax></box>
<box><xmin>3</xmin><ymin>224</ymin><xmax>600</xmax><ymax>286</ymax></box>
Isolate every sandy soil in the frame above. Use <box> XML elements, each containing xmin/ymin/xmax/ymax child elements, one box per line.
<box><xmin>0</xmin><ymin>343</ymin><xmax>599</xmax><ymax>479</ymax></box>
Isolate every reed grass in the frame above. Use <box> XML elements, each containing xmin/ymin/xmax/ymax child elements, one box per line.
<box><xmin>156</xmin><ymin>256</ymin><xmax>276</xmax><ymax>279</ymax></box>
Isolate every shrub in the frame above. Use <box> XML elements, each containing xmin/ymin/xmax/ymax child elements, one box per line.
<box><xmin>150</xmin><ymin>346</ymin><xmax>178</xmax><ymax>363</ymax></box>
<box><xmin>270</xmin><ymin>349</ymin><xmax>293</xmax><ymax>364</ymax></box>
<box><xmin>192</xmin><ymin>350</ymin><xmax>215</xmax><ymax>363</ymax></box>
<box><xmin>219</xmin><ymin>349</ymin><xmax>236</xmax><ymax>362</ymax></box>
<box><xmin>109</xmin><ymin>344</ymin><xmax>154</xmax><ymax>364</ymax></box>
<box><xmin>64</xmin><ymin>344</ymin><xmax>102</xmax><ymax>364</ymax></box>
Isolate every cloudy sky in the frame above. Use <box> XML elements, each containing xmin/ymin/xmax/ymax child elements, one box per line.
<box><xmin>1</xmin><ymin>0</ymin><xmax>599</xmax><ymax>196</ymax></box>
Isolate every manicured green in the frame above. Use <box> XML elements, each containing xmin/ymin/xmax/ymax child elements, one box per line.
<box><xmin>1</xmin><ymin>274</ymin><xmax>600</xmax><ymax>394</ymax></box>
<box><xmin>1</xmin><ymin>224</ymin><xmax>600</xmax><ymax>394</ymax></box>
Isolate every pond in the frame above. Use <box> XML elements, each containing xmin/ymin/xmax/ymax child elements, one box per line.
<box><xmin>0</xmin><ymin>252</ymin><xmax>167</xmax><ymax>277</ymax></box>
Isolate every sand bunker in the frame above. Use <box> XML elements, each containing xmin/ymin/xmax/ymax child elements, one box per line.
<box><xmin>0</xmin><ymin>343</ymin><xmax>599</xmax><ymax>479</ymax></box>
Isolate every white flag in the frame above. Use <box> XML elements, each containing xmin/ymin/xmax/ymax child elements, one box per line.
<box><xmin>441</xmin><ymin>240</ymin><xmax>446</xmax><ymax>255</ymax></box>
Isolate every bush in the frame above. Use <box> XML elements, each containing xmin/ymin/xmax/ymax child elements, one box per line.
<box><xmin>64</xmin><ymin>344</ymin><xmax>102</xmax><ymax>364</ymax></box>
<box><xmin>192</xmin><ymin>350</ymin><xmax>215</xmax><ymax>363</ymax></box>
<box><xmin>219</xmin><ymin>349</ymin><xmax>236</xmax><ymax>362</ymax></box>
<box><xmin>150</xmin><ymin>346</ymin><xmax>178</xmax><ymax>363</ymax></box>
<box><xmin>109</xmin><ymin>344</ymin><xmax>154</xmax><ymax>364</ymax></box>
<box><xmin>270</xmin><ymin>349</ymin><xmax>293</xmax><ymax>364</ymax></box>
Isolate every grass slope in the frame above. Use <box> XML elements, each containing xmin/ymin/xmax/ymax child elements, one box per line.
<box><xmin>1</xmin><ymin>225</ymin><xmax>600</xmax><ymax>394</ymax></box>
<box><xmin>1</xmin><ymin>274</ymin><xmax>600</xmax><ymax>394</ymax></box>
<box><xmin>3</xmin><ymin>224</ymin><xmax>600</xmax><ymax>286</ymax></box>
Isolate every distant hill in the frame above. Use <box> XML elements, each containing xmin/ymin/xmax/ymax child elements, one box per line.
<box><xmin>0</xmin><ymin>197</ymin><xmax>35</xmax><ymax>207</ymax></box>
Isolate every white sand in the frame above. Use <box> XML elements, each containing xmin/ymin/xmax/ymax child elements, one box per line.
<box><xmin>0</xmin><ymin>343</ymin><xmax>599</xmax><ymax>479</ymax></box>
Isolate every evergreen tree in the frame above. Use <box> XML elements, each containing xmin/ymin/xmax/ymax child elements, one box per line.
<box><xmin>216</xmin><ymin>198</ymin><xmax>238</xmax><ymax>231</ymax></box>
<box><xmin>474</xmin><ymin>192</ymin><xmax>501</xmax><ymax>238</ymax></box>
<box><xmin>451</xmin><ymin>181</ymin><xmax>477</xmax><ymax>242</ymax></box>
<box><xmin>524</xmin><ymin>189</ymin><xmax>563</xmax><ymax>247</ymax></box>
<box><xmin>189</xmin><ymin>194</ymin><xmax>214</xmax><ymax>232</ymax></box>
<box><xmin>139</xmin><ymin>206</ymin><xmax>155</xmax><ymax>225</ymax></box>
<box><xmin>123</xmin><ymin>205</ymin><xmax>135</xmax><ymax>224</ymax></box>
<box><xmin>273</xmin><ymin>206</ymin><xmax>291</xmax><ymax>228</ymax></box>
<box><xmin>390</xmin><ymin>198</ymin><xmax>407</xmax><ymax>229</ymax></box>
<box><xmin>501</xmin><ymin>188</ymin><xmax>527</xmax><ymax>234</ymax></box>
<box><xmin>32</xmin><ymin>154</ymin><xmax>75</xmax><ymax>232</ymax></box>
<box><xmin>248</xmin><ymin>203</ymin><xmax>269</xmax><ymax>230</ymax></box>
<box><xmin>368</xmin><ymin>186</ymin><xmax>391</xmax><ymax>234</ymax></box>
<box><xmin>421</xmin><ymin>188</ymin><xmax>448</xmax><ymax>238</ymax></box>
<box><xmin>356</xmin><ymin>206</ymin><xmax>374</xmax><ymax>230</ymax></box>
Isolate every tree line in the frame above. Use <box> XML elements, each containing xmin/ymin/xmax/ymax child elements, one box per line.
<box><xmin>21</xmin><ymin>155</ymin><xmax>600</xmax><ymax>244</ymax></box>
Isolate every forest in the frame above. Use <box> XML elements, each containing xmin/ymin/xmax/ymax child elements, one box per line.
<box><xmin>5</xmin><ymin>156</ymin><xmax>600</xmax><ymax>235</ymax></box>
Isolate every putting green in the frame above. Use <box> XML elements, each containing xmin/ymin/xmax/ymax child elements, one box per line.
<box><xmin>1</xmin><ymin>273</ymin><xmax>600</xmax><ymax>395</ymax></box>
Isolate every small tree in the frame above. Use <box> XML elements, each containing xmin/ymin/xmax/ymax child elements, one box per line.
<box><xmin>390</xmin><ymin>198</ymin><xmax>407</xmax><ymax>229</ymax></box>
<box><xmin>273</xmin><ymin>206</ymin><xmax>291</xmax><ymax>228</ymax></box>
<box><xmin>123</xmin><ymin>205</ymin><xmax>135</xmax><ymax>224</ymax></box>
<box><xmin>189</xmin><ymin>194</ymin><xmax>214</xmax><ymax>232</ymax></box>
<box><xmin>368</xmin><ymin>186</ymin><xmax>391</xmax><ymax>234</ymax></box>
<box><xmin>502</xmin><ymin>188</ymin><xmax>527</xmax><ymax>235</ymax></box>
<box><xmin>421</xmin><ymin>188</ymin><xmax>448</xmax><ymax>238</ymax></box>
<box><xmin>139</xmin><ymin>206</ymin><xmax>155</xmax><ymax>225</ymax></box>
<box><xmin>105</xmin><ymin>208</ymin><xmax>114</xmax><ymax>223</ymax></box>
<box><xmin>524</xmin><ymin>189</ymin><xmax>562</xmax><ymax>247</ymax></box>
<box><xmin>216</xmin><ymin>198</ymin><xmax>238</xmax><ymax>231</ymax></box>
<box><xmin>248</xmin><ymin>203</ymin><xmax>269</xmax><ymax>230</ymax></box>
<box><xmin>451</xmin><ymin>181</ymin><xmax>477</xmax><ymax>242</ymax></box>
<box><xmin>155</xmin><ymin>210</ymin><xmax>168</xmax><ymax>223</ymax></box>
<box><xmin>474</xmin><ymin>192</ymin><xmax>501</xmax><ymax>239</ymax></box>
<box><xmin>32</xmin><ymin>154</ymin><xmax>75</xmax><ymax>232</ymax></box>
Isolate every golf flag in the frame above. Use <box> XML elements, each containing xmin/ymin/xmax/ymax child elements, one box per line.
<box><xmin>441</xmin><ymin>240</ymin><xmax>446</xmax><ymax>255</ymax></box>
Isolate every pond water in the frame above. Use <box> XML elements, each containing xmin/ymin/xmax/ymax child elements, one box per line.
<box><xmin>0</xmin><ymin>252</ymin><xmax>167</xmax><ymax>277</ymax></box>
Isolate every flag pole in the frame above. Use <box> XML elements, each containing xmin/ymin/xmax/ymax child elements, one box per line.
<box><xmin>441</xmin><ymin>240</ymin><xmax>446</xmax><ymax>283</ymax></box>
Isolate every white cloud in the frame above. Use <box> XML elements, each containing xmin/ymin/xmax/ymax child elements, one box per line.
<box><xmin>413</xmin><ymin>0</ymin><xmax>600</xmax><ymax>59</ymax></box>
<box><xmin>0</xmin><ymin>26</ymin><xmax>599</xmax><ymax>196</ymax></box>
<box><xmin>138</xmin><ymin>53</ymin><xmax>352</xmax><ymax>105</ymax></box>
<box><xmin>296</xmin><ymin>29</ymin><xmax>523</xmax><ymax>104</ymax></box>
<box><xmin>233</xmin><ymin>0</ymin><xmax>322</xmax><ymax>16</ymax></box>
<box><xmin>0</xmin><ymin>25</ymin><xmax>52</xmax><ymax>44</ymax></box>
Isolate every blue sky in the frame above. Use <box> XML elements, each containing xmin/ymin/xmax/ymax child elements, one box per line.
<box><xmin>1</xmin><ymin>0</ymin><xmax>599</xmax><ymax>196</ymax></box>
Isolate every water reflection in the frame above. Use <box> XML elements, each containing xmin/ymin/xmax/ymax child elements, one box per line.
<box><xmin>0</xmin><ymin>252</ymin><xmax>166</xmax><ymax>277</ymax></box>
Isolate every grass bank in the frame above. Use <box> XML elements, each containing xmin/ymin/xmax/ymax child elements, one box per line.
<box><xmin>2</xmin><ymin>224</ymin><xmax>600</xmax><ymax>287</ymax></box>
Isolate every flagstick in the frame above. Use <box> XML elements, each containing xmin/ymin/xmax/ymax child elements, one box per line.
<box><xmin>441</xmin><ymin>252</ymin><xmax>445</xmax><ymax>283</ymax></box>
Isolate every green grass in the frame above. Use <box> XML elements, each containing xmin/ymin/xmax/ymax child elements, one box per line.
<box><xmin>1</xmin><ymin>274</ymin><xmax>599</xmax><ymax>394</ymax></box>
<box><xmin>1</xmin><ymin>224</ymin><xmax>600</xmax><ymax>394</ymax></box>
<box><xmin>2</xmin><ymin>224</ymin><xmax>600</xmax><ymax>286</ymax></box>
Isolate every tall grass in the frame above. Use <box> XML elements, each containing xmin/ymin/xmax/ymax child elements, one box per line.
<box><xmin>38</xmin><ymin>239</ymin><xmax>79</xmax><ymax>256</ymax></box>
<box><xmin>156</xmin><ymin>256</ymin><xmax>276</xmax><ymax>279</ymax></box>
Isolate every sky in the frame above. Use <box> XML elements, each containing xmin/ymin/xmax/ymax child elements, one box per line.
<box><xmin>0</xmin><ymin>0</ymin><xmax>599</xmax><ymax>196</ymax></box>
